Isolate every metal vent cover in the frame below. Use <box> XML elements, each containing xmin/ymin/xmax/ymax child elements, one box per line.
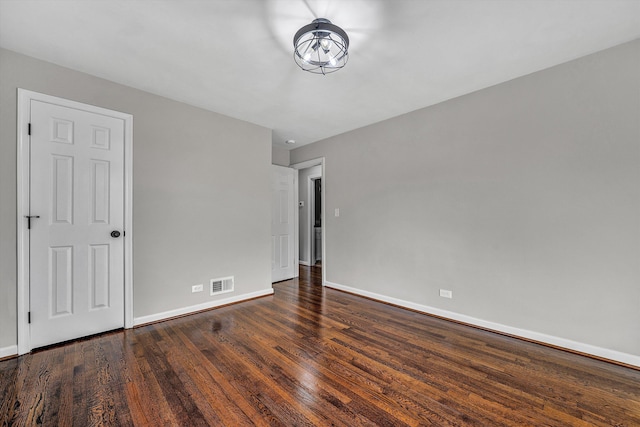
<box><xmin>210</xmin><ymin>276</ymin><xmax>234</xmax><ymax>296</ymax></box>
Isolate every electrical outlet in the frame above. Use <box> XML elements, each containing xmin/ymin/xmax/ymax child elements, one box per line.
<box><xmin>335</xmin><ymin>208</ymin><xmax>340</xmax><ymax>217</ymax></box>
<box><xmin>439</xmin><ymin>289</ymin><xmax>453</xmax><ymax>299</ymax></box>
<box><xmin>192</xmin><ymin>284</ymin><xmax>204</xmax><ymax>293</ymax></box>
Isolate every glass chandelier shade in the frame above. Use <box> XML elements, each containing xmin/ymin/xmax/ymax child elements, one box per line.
<box><xmin>293</xmin><ymin>18</ymin><xmax>349</xmax><ymax>75</ymax></box>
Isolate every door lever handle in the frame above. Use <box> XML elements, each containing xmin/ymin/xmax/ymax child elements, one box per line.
<box><xmin>25</xmin><ymin>215</ymin><xmax>40</xmax><ymax>229</ymax></box>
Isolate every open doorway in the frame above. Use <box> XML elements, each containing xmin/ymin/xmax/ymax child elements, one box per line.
<box><xmin>291</xmin><ymin>158</ymin><xmax>325</xmax><ymax>285</ymax></box>
<box><xmin>310</xmin><ymin>177</ymin><xmax>322</xmax><ymax>267</ymax></box>
<box><xmin>297</xmin><ymin>165</ymin><xmax>321</xmax><ymax>267</ymax></box>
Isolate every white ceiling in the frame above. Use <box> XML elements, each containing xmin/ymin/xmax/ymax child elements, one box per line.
<box><xmin>1</xmin><ymin>0</ymin><xmax>639</xmax><ymax>149</ymax></box>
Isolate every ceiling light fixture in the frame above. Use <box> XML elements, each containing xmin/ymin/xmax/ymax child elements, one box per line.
<box><xmin>293</xmin><ymin>18</ymin><xmax>349</xmax><ymax>75</ymax></box>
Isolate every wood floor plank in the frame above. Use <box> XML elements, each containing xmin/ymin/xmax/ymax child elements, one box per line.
<box><xmin>1</xmin><ymin>264</ymin><xmax>639</xmax><ymax>426</ymax></box>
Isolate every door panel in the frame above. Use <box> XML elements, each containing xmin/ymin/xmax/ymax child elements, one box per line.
<box><xmin>50</xmin><ymin>246</ymin><xmax>73</xmax><ymax>316</ymax></box>
<box><xmin>90</xmin><ymin>160</ymin><xmax>111</xmax><ymax>224</ymax></box>
<box><xmin>51</xmin><ymin>155</ymin><xmax>74</xmax><ymax>224</ymax></box>
<box><xmin>29</xmin><ymin>100</ymin><xmax>125</xmax><ymax>348</ymax></box>
<box><xmin>89</xmin><ymin>244</ymin><xmax>110</xmax><ymax>309</ymax></box>
<box><xmin>279</xmin><ymin>235</ymin><xmax>289</xmax><ymax>268</ymax></box>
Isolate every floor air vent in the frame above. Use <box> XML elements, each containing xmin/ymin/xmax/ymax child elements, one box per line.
<box><xmin>210</xmin><ymin>276</ymin><xmax>234</xmax><ymax>296</ymax></box>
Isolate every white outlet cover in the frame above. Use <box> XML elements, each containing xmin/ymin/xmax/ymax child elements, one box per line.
<box><xmin>439</xmin><ymin>289</ymin><xmax>453</xmax><ymax>299</ymax></box>
<box><xmin>192</xmin><ymin>284</ymin><xmax>204</xmax><ymax>293</ymax></box>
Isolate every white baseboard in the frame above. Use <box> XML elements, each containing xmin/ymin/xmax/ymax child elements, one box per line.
<box><xmin>133</xmin><ymin>288</ymin><xmax>274</xmax><ymax>327</ymax></box>
<box><xmin>299</xmin><ymin>260</ymin><xmax>310</xmax><ymax>266</ymax></box>
<box><xmin>0</xmin><ymin>345</ymin><xmax>18</xmax><ymax>359</ymax></box>
<box><xmin>324</xmin><ymin>280</ymin><xmax>640</xmax><ymax>368</ymax></box>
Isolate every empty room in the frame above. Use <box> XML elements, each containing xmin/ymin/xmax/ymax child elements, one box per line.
<box><xmin>1</xmin><ymin>0</ymin><xmax>639</xmax><ymax>425</ymax></box>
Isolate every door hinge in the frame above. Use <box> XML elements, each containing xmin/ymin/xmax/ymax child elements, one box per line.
<box><xmin>25</xmin><ymin>215</ymin><xmax>40</xmax><ymax>229</ymax></box>
<box><xmin>28</xmin><ymin>123</ymin><xmax>31</xmax><ymax>136</ymax></box>
<box><xmin>28</xmin><ymin>312</ymin><xmax>31</xmax><ymax>324</ymax></box>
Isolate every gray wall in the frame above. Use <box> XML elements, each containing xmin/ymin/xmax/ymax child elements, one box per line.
<box><xmin>291</xmin><ymin>40</ymin><xmax>640</xmax><ymax>357</ymax></box>
<box><xmin>298</xmin><ymin>165</ymin><xmax>322</xmax><ymax>264</ymax></box>
<box><xmin>0</xmin><ymin>49</ymin><xmax>272</xmax><ymax>349</ymax></box>
<box><xmin>271</xmin><ymin>145</ymin><xmax>290</xmax><ymax>166</ymax></box>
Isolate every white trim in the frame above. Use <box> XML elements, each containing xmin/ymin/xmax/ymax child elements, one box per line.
<box><xmin>133</xmin><ymin>288</ymin><xmax>274</xmax><ymax>326</ymax></box>
<box><xmin>0</xmin><ymin>345</ymin><xmax>18</xmax><ymax>359</ymax></box>
<box><xmin>324</xmin><ymin>280</ymin><xmax>640</xmax><ymax>368</ymax></box>
<box><xmin>320</xmin><ymin>160</ymin><xmax>325</xmax><ymax>284</ymax></box>
<box><xmin>294</xmin><ymin>169</ymin><xmax>299</xmax><ymax>277</ymax></box>
<box><xmin>290</xmin><ymin>157</ymin><xmax>326</xmax><ymax>285</ymax></box>
<box><xmin>291</xmin><ymin>158</ymin><xmax>323</xmax><ymax>170</ymax></box>
<box><xmin>298</xmin><ymin>260</ymin><xmax>311</xmax><ymax>266</ymax></box>
<box><xmin>17</xmin><ymin>90</ymin><xmax>31</xmax><ymax>355</ymax></box>
<box><xmin>123</xmin><ymin>111</ymin><xmax>134</xmax><ymax>328</ymax></box>
<box><xmin>16</xmin><ymin>89</ymin><xmax>134</xmax><ymax>355</ymax></box>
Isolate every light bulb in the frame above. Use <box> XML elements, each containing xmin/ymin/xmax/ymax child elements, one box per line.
<box><xmin>329</xmin><ymin>56</ymin><xmax>337</xmax><ymax>66</ymax></box>
<box><xmin>319</xmin><ymin>37</ymin><xmax>332</xmax><ymax>51</ymax></box>
<box><xmin>304</xmin><ymin>52</ymin><xmax>311</xmax><ymax>61</ymax></box>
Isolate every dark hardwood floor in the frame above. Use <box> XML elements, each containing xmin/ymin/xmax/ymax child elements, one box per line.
<box><xmin>2</xmin><ymin>265</ymin><xmax>639</xmax><ymax>426</ymax></box>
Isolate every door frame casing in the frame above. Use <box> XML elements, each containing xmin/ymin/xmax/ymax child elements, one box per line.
<box><xmin>308</xmin><ymin>174</ymin><xmax>321</xmax><ymax>265</ymax></box>
<box><xmin>16</xmin><ymin>89</ymin><xmax>134</xmax><ymax>355</ymax></box>
<box><xmin>291</xmin><ymin>157</ymin><xmax>326</xmax><ymax>286</ymax></box>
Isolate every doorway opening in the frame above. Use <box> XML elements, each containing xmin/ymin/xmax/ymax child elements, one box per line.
<box><xmin>310</xmin><ymin>177</ymin><xmax>322</xmax><ymax>267</ymax></box>
<box><xmin>291</xmin><ymin>158</ymin><xmax>325</xmax><ymax>285</ymax></box>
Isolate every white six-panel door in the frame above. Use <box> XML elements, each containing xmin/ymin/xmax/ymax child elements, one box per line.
<box><xmin>271</xmin><ymin>165</ymin><xmax>297</xmax><ymax>282</ymax></box>
<box><xmin>28</xmin><ymin>99</ymin><xmax>126</xmax><ymax>348</ymax></box>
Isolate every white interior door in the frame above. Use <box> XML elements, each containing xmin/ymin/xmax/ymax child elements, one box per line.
<box><xmin>28</xmin><ymin>99</ymin><xmax>126</xmax><ymax>348</ymax></box>
<box><xmin>271</xmin><ymin>165</ymin><xmax>297</xmax><ymax>282</ymax></box>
